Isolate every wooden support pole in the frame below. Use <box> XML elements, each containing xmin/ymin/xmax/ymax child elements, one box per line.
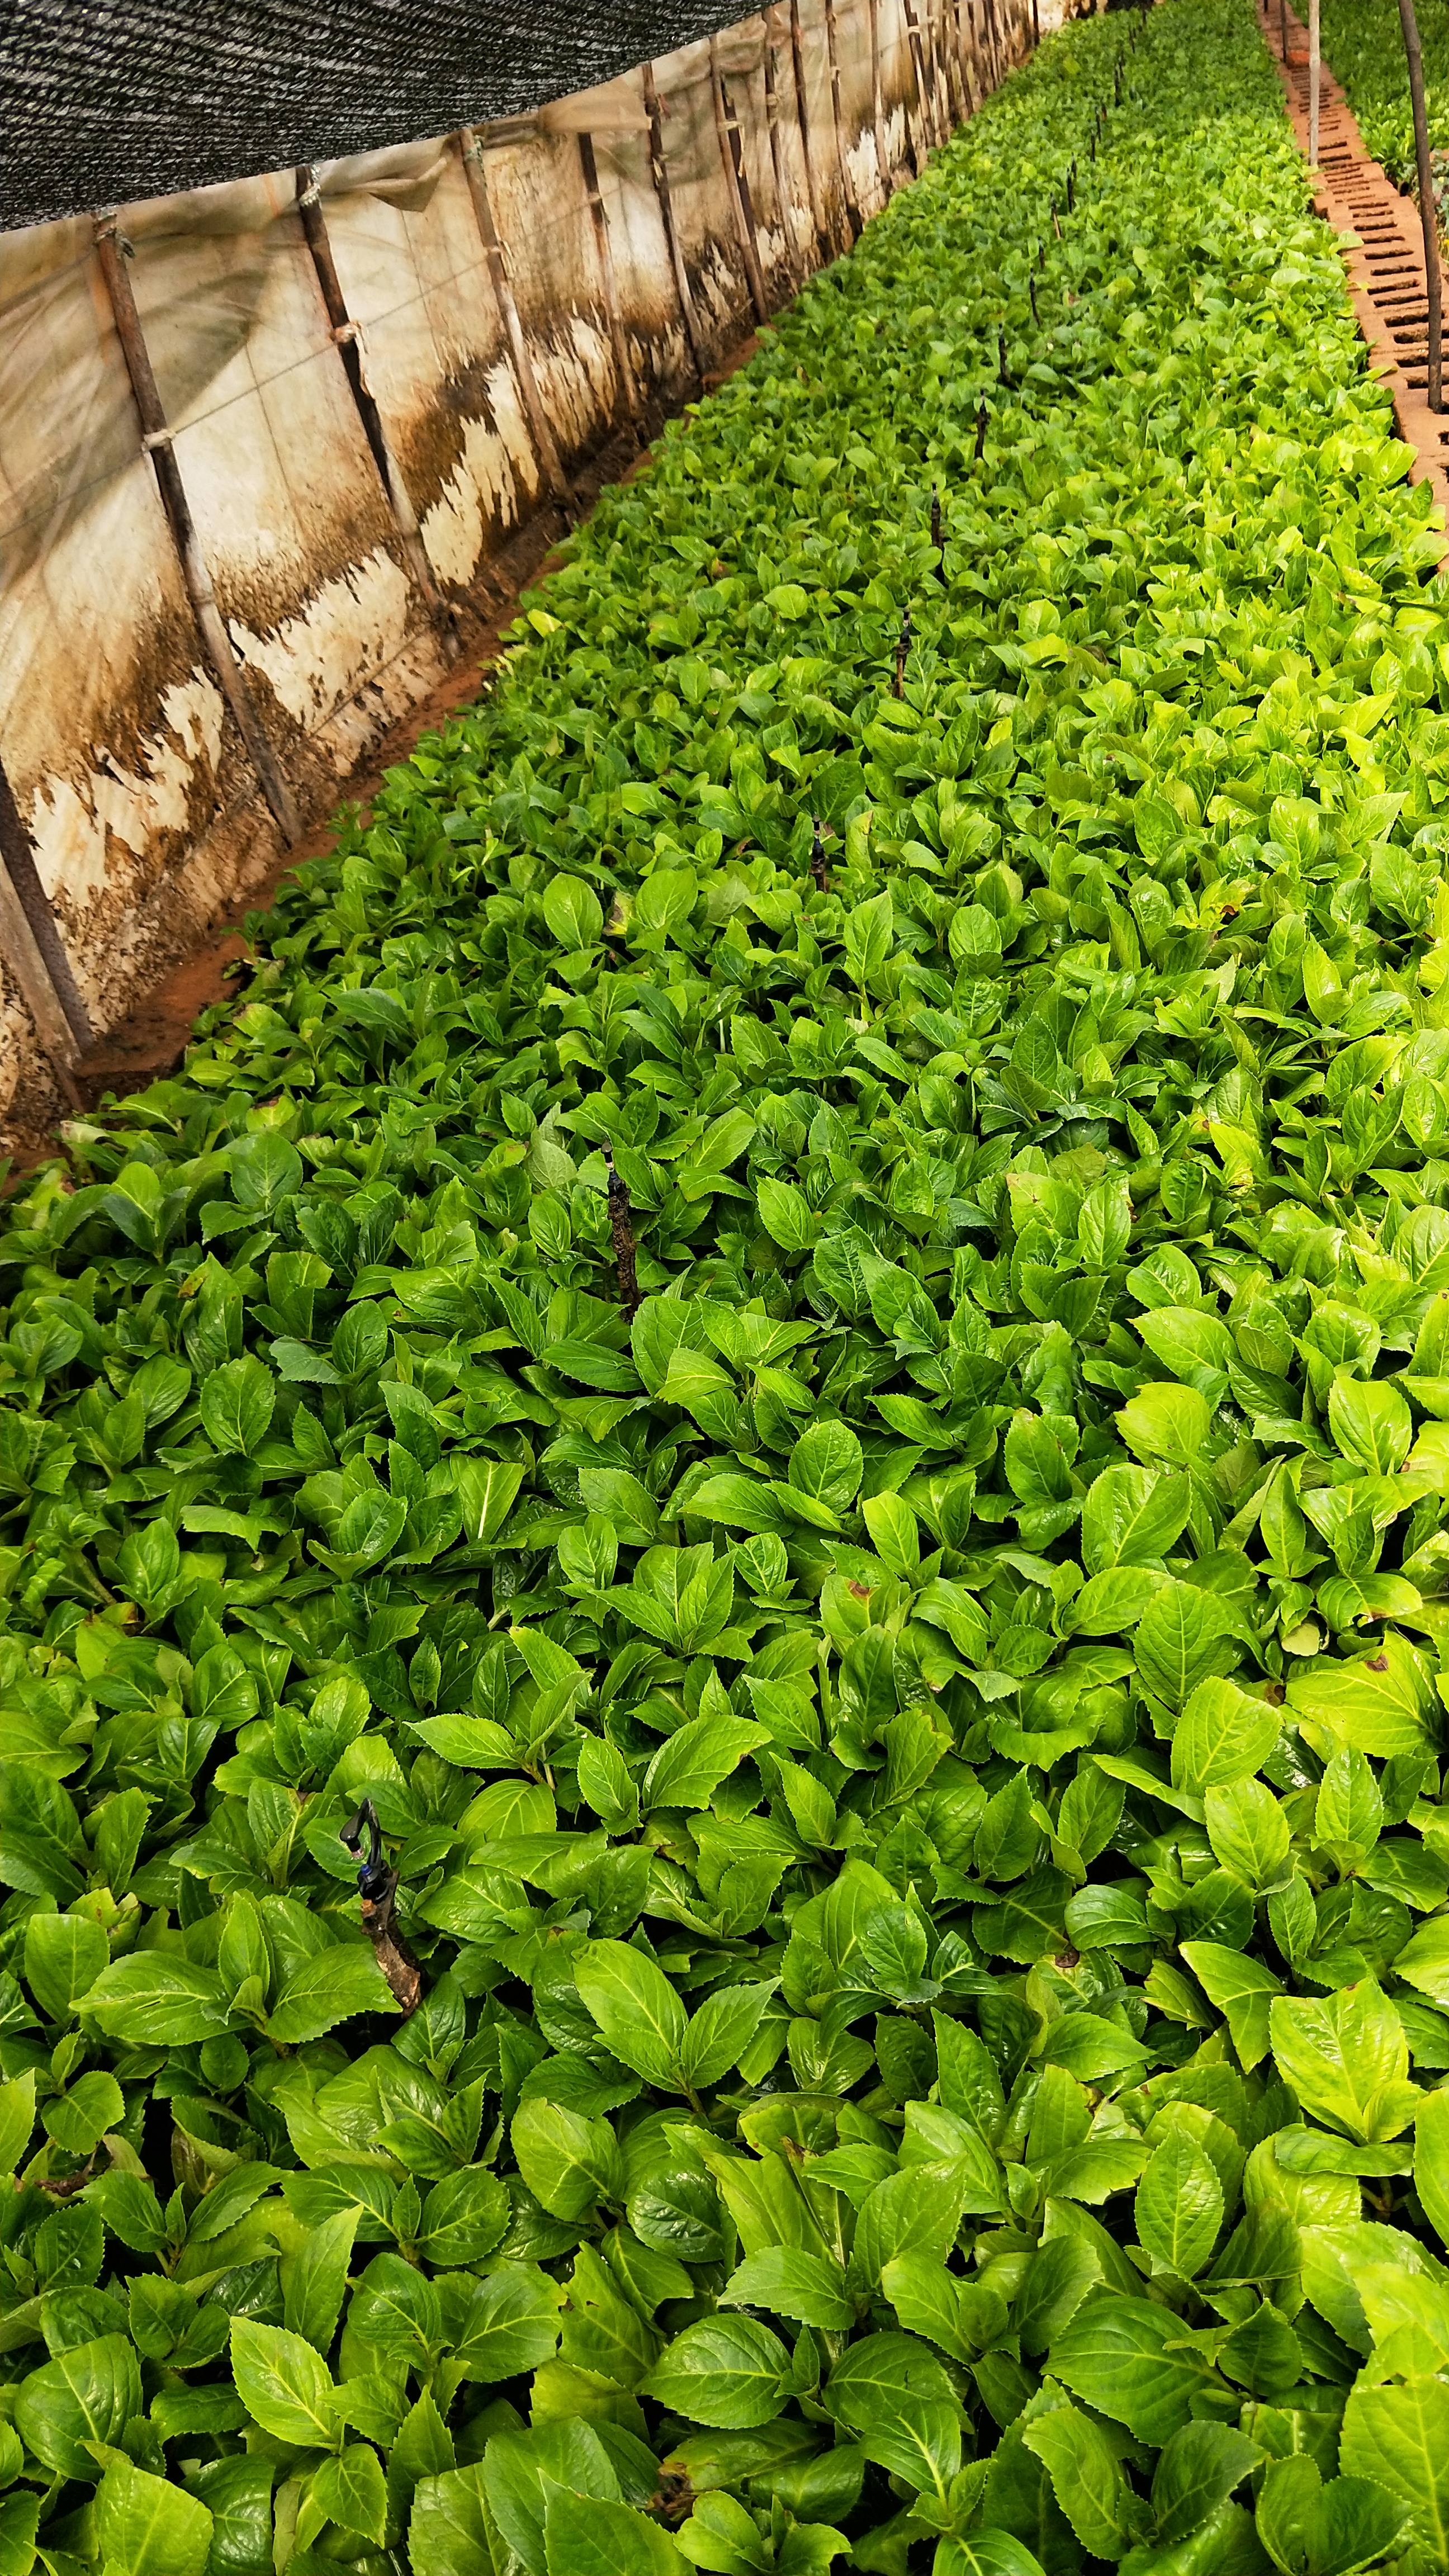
<box><xmin>0</xmin><ymin>863</ymin><xmax>83</xmax><ymax>1109</ymax></box>
<box><xmin>763</xmin><ymin>8</ymin><xmax>802</xmax><ymax>287</ymax></box>
<box><xmin>902</xmin><ymin>0</ymin><xmax>933</xmax><ymax>165</ymax></box>
<box><xmin>868</xmin><ymin>0</ymin><xmax>891</xmax><ymax>197</ymax></box>
<box><xmin>578</xmin><ymin>132</ymin><xmax>643</xmax><ymax>435</ymax></box>
<box><xmin>711</xmin><ymin>40</ymin><xmax>771</xmax><ymax>324</ymax></box>
<box><xmin>295</xmin><ymin>169</ymin><xmax>457</xmax><ymax>655</ymax></box>
<box><xmin>788</xmin><ymin>0</ymin><xmax>832</xmax><ymax>264</ymax></box>
<box><xmin>1397</xmin><ymin>0</ymin><xmax>1443</xmax><ymax>409</ymax></box>
<box><xmin>0</xmin><ymin>760</ymin><xmax>91</xmax><ymax>1050</ymax></box>
<box><xmin>940</xmin><ymin>0</ymin><xmax>968</xmax><ymax>131</ymax></box>
<box><xmin>955</xmin><ymin>0</ymin><xmax>980</xmax><ymax>114</ymax></box>
<box><xmin>825</xmin><ymin>0</ymin><xmax>865</xmax><ymax>242</ymax></box>
<box><xmin>457</xmin><ymin>129</ymin><xmax>577</xmax><ymax>515</ymax></box>
<box><xmin>642</xmin><ymin>67</ymin><xmax>710</xmax><ymax>381</ymax></box>
<box><xmin>1308</xmin><ymin>0</ymin><xmax>1320</xmax><ymax>165</ymax></box>
<box><xmin>92</xmin><ymin>214</ymin><xmax>301</xmax><ymax>849</ymax></box>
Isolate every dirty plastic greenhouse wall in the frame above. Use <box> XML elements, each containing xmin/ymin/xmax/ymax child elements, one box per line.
<box><xmin>0</xmin><ymin>0</ymin><xmax>1034</xmax><ymax>1141</ymax></box>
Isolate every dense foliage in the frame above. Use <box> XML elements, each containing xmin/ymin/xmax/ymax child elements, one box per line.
<box><xmin>4</xmin><ymin>2</ymin><xmax>1449</xmax><ymax>2570</ymax></box>
<box><xmin>1318</xmin><ymin>0</ymin><xmax>1449</xmax><ymax>193</ymax></box>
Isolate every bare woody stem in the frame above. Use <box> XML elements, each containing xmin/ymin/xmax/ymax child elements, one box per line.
<box><xmin>604</xmin><ymin>1146</ymin><xmax>641</xmax><ymax>1315</ymax></box>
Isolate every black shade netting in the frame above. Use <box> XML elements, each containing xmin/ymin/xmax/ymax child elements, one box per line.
<box><xmin>3</xmin><ymin>0</ymin><xmax>744</xmax><ymax>231</ymax></box>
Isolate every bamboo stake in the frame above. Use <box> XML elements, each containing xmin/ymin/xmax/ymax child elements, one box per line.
<box><xmin>457</xmin><ymin>129</ymin><xmax>576</xmax><ymax>517</ymax></box>
<box><xmin>0</xmin><ymin>758</ymin><xmax>91</xmax><ymax>1049</ymax></box>
<box><xmin>92</xmin><ymin>214</ymin><xmax>301</xmax><ymax>849</ymax></box>
<box><xmin>0</xmin><ymin>855</ymin><xmax>83</xmax><ymax>1107</ymax></box>
<box><xmin>578</xmin><ymin>132</ymin><xmax>643</xmax><ymax>434</ymax></box>
<box><xmin>295</xmin><ymin>168</ymin><xmax>456</xmax><ymax>653</ymax></box>
<box><xmin>711</xmin><ymin>40</ymin><xmax>770</xmax><ymax>324</ymax></box>
<box><xmin>642</xmin><ymin>66</ymin><xmax>710</xmax><ymax>381</ymax></box>
<box><xmin>763</xmin><ymin>10</ymin><xmax>803</xmax><ymax>286</ymax></box>
<box><xmin>825</xmin><ymin>0</ymin><xmax>864</xmax><ymax>241</ymax></box>
<box><xmin>789</xmin><ymin>0</ymin><xmax>832</xmax><ymax>263</ymax></box>
<box><xmin>1398</xmin><ymin>0</ymin><xmax>1443</xmax><ymax>409</ymax></box>
<box><xmin>1308</xmin><ymin>0</ymin><xmax>1320</xmax><ymax>167</ymax></box>
<box><xmin>902</xmin><ymin>0</ymin><xmax>931</xmax><ymax>168</ymax></box>
<box><xmin>868</xmin><ymin>0</ymin><xmax>891</xmax><ymax>197</ymax></box>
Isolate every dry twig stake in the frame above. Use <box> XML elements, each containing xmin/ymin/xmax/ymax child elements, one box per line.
<box><xmin>342</xmin><ymin>1798</ymin><xmax>422</xmax><ymax>2012</ymax></box>
<box><xmin>1029</xmin><ymin>271</ymin><xmax>1039</xmax><ymax>321</ymax></box>
<box><xmin>810</xmin><ymin>818</ymin><xmax>831</xmax><ymax>891</ymax></box>
<box><xmin>931</xmin><ymin>485</ymin><xmax>946</xmax><ymax>582</ymax></box>
<box><xmin>997</xmin><ymin>324</ymin><xmax>1012</xmax><ymax>387</ymax></box>
<box><xmin>893</xmin><ymin>606</ymin><xmax>912</xmax><ymax>698</ymax></box>
<box><xmin>974</xmin><ymin>396</ymin><xmax>988</xmax><ymax>461</ymax></box>
<box><xmin>1398</xmin><ymin>0</ymin><xmax>1443</xmax><ymax>409</ymax></box>
<box><xmin>603</xmin><ymin>1145</ymin><xmax>641</xmax><ymax>1315</ymax></box>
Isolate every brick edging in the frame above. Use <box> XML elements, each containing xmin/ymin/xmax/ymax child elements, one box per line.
<box><xmin>1258</xmin><ymin>0</ymin><xmax>1449</xmax><ymax>569</ymax></box>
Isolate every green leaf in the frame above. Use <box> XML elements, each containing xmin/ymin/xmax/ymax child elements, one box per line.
<box><xmin>573</xmin><ymin>1941</ymin><xmax>686</xmax><ymax>2088</ymax></box>
<box><xmin>265</xmin><ymin>1944</ymin><xmax>397</xmax><ymax>2045</ymax></box>
<box><xmin>1169</xmin><ymin>1677</ymin><xmax>1281</xmax><ymax>1792</ymax></box>
<box><xmin>308</xmin><ymin>2445</ymin><xmax>389</xmax><ymax>2545</ymax></box>
<box><xmin>1134</xmin><ymin>2133</ymin><xmax>1224</xmax><ymax>2279</ymax></box>
<box><xmin>1081</xmin><ymin>1464</ymin><xmax>1190</xmax><ymax>1575</ymax></box>
<box><xmin>1270</xmin><ymin>1979</ymin><xmax>1422</xmax><ymax>2142</ymax></box>
<box><xmin>1152</xmin><ymin>2422</ymin><xmax>1259</xmax><ymax>2549</ymax></box>
<box><xmin>679</xmin><ymin>1984</ymin><xmax>776</xmax><ymax>2089</ymax></box>
<box><xmin>1181</xmin><ymin>1940</ymin><xmax>1284</xmax><ymax>2072</ymax></box>
<box><xmin>1021</xmin><ymin>2402</ymin><xmax>1135</xmax><ymax>2558</ymax></box>
<box><xmin>96</xmin><ymin>2459</ymin><xmax>214</xmax><ymax>2576</ymax></box>
<box><xmin>1340</xmin><ymin>2377</ymin><xmax>1449</xmax><ymax>2564</ymax></box>
<box><xmin>283</xmin><ymin>2205</ymin><xmax>359</xmax><ymax>2352</ymax></box>
<box><xmin>23</xmin><ymin>1912</ymin><xmax>107</xmax><ymax>2023</ymax></box>
<box><xmin>82</xmin><ymin>1954</ymin><xmax>234</xmax><ymax>2047</ymax></box>
<box><xmin>643</xmin><ymin>1715</ymin><xmax>769</xmax><ymax>1812</ymax></box>
<box><xmin>543</xmin><ymin>2485</ymin><xmax>685</xmax><ymax>2574</ymax></box>
<box><xmin>13</xmin><ymin>2333</ymin><xmax>143</xmax><ymax>2480</ymax></box>
<box><xmin>645</xmin><ymin>2316</ymin><xmax>790</xmax><ymax>2427</ymax></box>
<box><xmin>409</xmin><ymin>2466</ymin><xmax>493</xmax><ymax>2576</ymax></box>
<box><xmin>719</xmin><ymin>2247</ymin><xmax>854</xmax><ymax>2331</ymax></box>
<box><xmin>200</xmin><ymin>1353</ymin><xmax>276</xmax><ymax>1456</ymax></box>
<box><xmin>1256</xmin><ymin>2452</ymin><xmax>1410</xmax><ymax>2576</ymax></box>
<box><xmin>230</xmin><ymin>2319</ymin><xmax>336</xmax><ymax>2445</ymax></box>
<box><xmin>1047</xmin><ymin>2295</ymin><xmax>1210</xmax><ymax>2441</ymax></box>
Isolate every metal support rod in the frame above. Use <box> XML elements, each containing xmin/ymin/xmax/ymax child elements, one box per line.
<box><xmin>711</xmin><ymin>42</ymin><xmax>770</xmax><ymax>325</ymax></box>
<box><xmin>91</xmin><ymin>215</ymin><xmax>301</xmax><ymax>848</ymax></box>
<box><xmin>457</xmin><ymin>129</ymin><xmax>576</xmax><ymax>516</ymax></box>
<box><xmin>788</xmin><ymin>0</ymin><xmax>832</xmax><ymax>265</ymax></box>
<box><xmin>763</xmin><ymin>10</ymin><xmax>802</xmax><ymax>288</ymax></box>
<box><xmin>824</xmin><ymin>0</ymin><xmax>864</xmax><ymax>242</ymax></box>
<box><xmin>642</xmin><ymin>66</ymin><xmax>710</xmax><ymax>381</ymax></box>
<box><xmin>1398</xmin><ymin>0</ymin><xmax>1443</xmax><ymax>409</ymax></box>
<box><xmin>868</xmin><ymin>0</ymin><xmax>891</xmax><ymax>196</ymax></box>
<box><xmin>577</xmin><ymin>132</ymin><xmax>643</xmax><ymax>435</ymax></box>
<box><xmin>0</xmin><ymin>759</ymin><xmax>91</xmax><ymax>1048</ymax></box>
<box><xmin>1308</xmin><ymin>0</ymin><xmax>1320</xmax><ymax>164</ymax></box>
<box><xmin>295</xmin><ymin>168</ymin><xmax>456</xmax><ymax>654</ymax></box>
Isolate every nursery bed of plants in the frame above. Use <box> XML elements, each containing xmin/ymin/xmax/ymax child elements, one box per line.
<box><xmin>6</xmin><ymin>1</ymin><xmax>1449</xmax><ymax>2569</ymax></box>
<box><xmin>1318</xmin><ymin>0</ymin><xmax>1449</xmax><ymax>190</ymax></box>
